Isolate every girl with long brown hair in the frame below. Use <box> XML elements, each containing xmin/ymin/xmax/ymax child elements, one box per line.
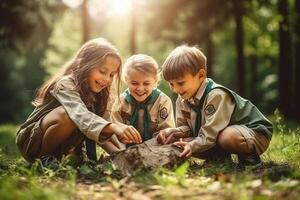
<box><xmin>16</xmin><ymin>38</ymin><xmax>141</xmax><ymax>162</ymax></box>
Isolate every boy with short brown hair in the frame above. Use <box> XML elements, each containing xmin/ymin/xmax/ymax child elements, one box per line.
<box><xmin>158</xmin><ymin>45</ymin><xmax>273</xmax><ymax>168</ymax></box>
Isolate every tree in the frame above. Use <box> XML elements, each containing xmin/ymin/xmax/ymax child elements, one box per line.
<box><xmin>144</xmin><ymin>0</ymin><xmax>232</xmax><ymax>78</ymax></box>
<box><xmin>82</xmin><ymin>0</ymin><xmax>91</xmax><ymax>43</ymax></box>
<box><xmin>278</xmin><ymin>0</ymin><xmax>293</xmax><ymax>119</ymax></box>
<box><xmin>232</xmin><ymin>0</ymin><xmax>246</xmax><ymax>97</ymax></box>
<box><xmin>294</xmin><ymin>0</ymin><xmax>300</xmax><ymax>121</ymax></box>
<box><xmin>0</xmin><ymin>0</ymin><xmax>65</xmax><ymax>122</ymax></box>
<box><xmin>129</xmin><ymin>0</ymin><xmax>137</xmax><ymax>54</ymax></box>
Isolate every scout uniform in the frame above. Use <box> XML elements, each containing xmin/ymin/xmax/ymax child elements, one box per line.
<box><xmin>16</xmin><ymin>76</ymin><xmax>111</xmax><ymax>162</ymax></box>
<box><xmin>111</xmin><ymin>88</ymin><xmax>175</xmax><ymax>148</ymax></box>
<box><xmin>176</xmin><ymin>78</ymin><xmax>273</xmax><ymax>155</ymax></box>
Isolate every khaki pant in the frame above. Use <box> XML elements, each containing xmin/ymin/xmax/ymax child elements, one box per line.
<box><xmin>231</xmin><ymin>125</ymin><xmax>270</xmax><ymax>155</ymax></box>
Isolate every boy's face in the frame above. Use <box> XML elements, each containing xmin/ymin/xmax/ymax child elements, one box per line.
<box><xmin>168</xmin><ymin>69</ymin><xmax>205</xmax><ymax>100</ymax></box>
<box><xmin>126</xmin><ymin>70</ymin><xmax>157</xmax><ymax>102</ymax></box>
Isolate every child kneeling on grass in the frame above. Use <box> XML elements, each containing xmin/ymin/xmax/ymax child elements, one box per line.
<box><xmin>16</xmin><ymin>38</ymin><xmax>142</xmax><ymax>163</ymax></box>
<box><xmin>157</xmin><ymin>45</ymin><xmax>273</xmax><ymax>168</ymax></box>
<box><xmin>102</xmin><ymin>54</ymin><xmax>176</xmax><ymax>153</ymax></box>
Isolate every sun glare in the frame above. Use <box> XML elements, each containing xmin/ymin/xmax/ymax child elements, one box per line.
<box><xmin>63</xmin><ymin>0</ymin><xmax>134</xmax><ymax>19</ymax></box>
<box><xmin>62</xmin><ymin>0</ymin><xmax>83</xmax><ymax>9</ymax></box>
<box><xmin>110</xmin><ymin>0</ymin><xmax>132</xmax><ymax>16</ymax></box>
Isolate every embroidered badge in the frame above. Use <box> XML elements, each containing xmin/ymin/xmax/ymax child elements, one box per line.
<box><xmin>120</xmin><ymin>111</ymin><xmax>131</xmax><ymax>121</ymax></box>
<box><xmin>160</xmin><ymin>107</ymin><xmax>168</xmax><ymax>119</ymax></box>
<box><xmin>205</xmin><ymin>104</ymin><xmax>216</xmax><ymax>115</ymax></box>
<box><xmin>181</xmin><ymin>110</ymin><xmax>191</xmax><ymax>119</ymax></box>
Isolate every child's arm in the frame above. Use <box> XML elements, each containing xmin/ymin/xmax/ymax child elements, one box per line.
<box><xmin>156</xmin><ymin>127</ymin><xmax>190</xmax><ymax>144</ymax></box>
<box><xmin>156</xmin><ymin>96</ymin><xmax>192</xmax><ymax>144</ymax></box>
<box><xmin>175</xmin><ymin>97</ymin><xmax>193</xmax><ymax>136</ymax></box>
<box><xmin>51</xmin><ymin>77</ymin><xmax>142</xmax><ymax>144</ymax></box>
<box><xmin>100</xmin><ymin>122</ymin><xmax>142</xmax><ymax>144</ymax></box>
<box><xmin>109</xmin><ymin>97</ymin><xmax>131</xmax><ymax>148</ymax></box>
<box><xmin>100</xmin><ymin>139</ymin><xmax>121</xmax><ymax>154</ymax></box>
<box><xmin>188</xmin><ymin>89</ymin><xmax>235</xmax><ymax>154</ymax></box>
<box><xmin>155</xmin><ymin>95</ymin><xmax>176</xmax><ymax>131</ymax></box>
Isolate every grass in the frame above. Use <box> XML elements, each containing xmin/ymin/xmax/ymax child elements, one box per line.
<box><xmin>0</xmin><ymin>113</ymin><xmax>299</xmax><ymax>200</ymax></box>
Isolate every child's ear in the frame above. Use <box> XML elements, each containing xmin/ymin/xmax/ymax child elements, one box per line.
<box><xmin>198</xmin><ymin>68</ymin><xmax>206</xmax><ymax>79</ymax></box>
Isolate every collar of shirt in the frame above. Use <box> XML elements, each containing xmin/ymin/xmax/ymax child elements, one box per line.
<box><xmin>186</xmin><ymin>78</ymin><xmax>209</xmax><ymax>106</ymax></box>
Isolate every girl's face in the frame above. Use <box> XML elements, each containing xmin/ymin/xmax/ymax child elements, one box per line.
<box><xmin>87</xmin><ymin>56</ymin><xmax>120</xmax><ymax>93</ymax></box>
<box><xmin>126</xmin><ymin>70</ymin><xmax>157</xmax><ymax>102</ymax></box>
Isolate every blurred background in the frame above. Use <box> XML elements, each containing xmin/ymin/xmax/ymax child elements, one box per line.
<box><xmin>0</xmin><ymin>0</ymin><xmax>299</xmax><ymax>124</ymax></box>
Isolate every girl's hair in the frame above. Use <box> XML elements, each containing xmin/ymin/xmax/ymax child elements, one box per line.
<box><xmin>123</xmin><ymin>54</ymin><xmax>160</xmax><ymax>82</ymax></box>
<box><xmin>162</xmin><ymin>45</ymin><xmax>207</xmax><ymax>81</ymax></box>
<box><xmin>33</xmin><ymin>38</ymin><xmax>122</xmax><ymax>116</ymax></box>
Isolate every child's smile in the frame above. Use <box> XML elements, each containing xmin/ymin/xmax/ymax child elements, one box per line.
<box><xmin>87</xmin><ymin>56</ymin><xmax>120</xmax><ymax>93</ymax></box>
<box><xmin>95</xmin><ymin>80</ymin><xmax>108</xmax><ymax>90</ymax></box>
<box><xmin>126</xmin><ymin>70</ymin><xmax>157</xmax><ymax>102</ymax></box>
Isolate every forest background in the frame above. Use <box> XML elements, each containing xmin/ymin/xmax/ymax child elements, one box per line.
<box><xmin>1</xmin><ymin>0</ymin><xmax>300</xmax><ymax>124</ymax></box>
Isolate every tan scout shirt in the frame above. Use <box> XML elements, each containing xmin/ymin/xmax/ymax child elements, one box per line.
<box><xmin>50</xmin><ymin>76</ymin><xmax>111</xmax><ymax>143</ymax></box>
<box><xmin>18</xmin><ymin>76</ymin><xmax>111</xmax><ymax>143</ymax></box>
<box><xmin>111</xmin><ymin>90</ymin><xmax>175</xmax><ymax>146</ymax></box>
<box><xmin>176</xmin><ymin>78</ymin><xmax>235</xmax><ymax>154</ymax></box>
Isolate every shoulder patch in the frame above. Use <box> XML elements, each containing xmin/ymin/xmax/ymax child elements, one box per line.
<box><xmin>181</xmin><ymin>110</ymin><xmax>191</xmax><ymax>119</ymax></box>
<box><xmin>204</xmin><ymin>104</ymin><xmax>216</xmax><ymax>115</ymax></box>
<box><xmin>160</xmin><ymin>107</ymin><xmax>168</xmax><ymax>119</ymax></box>
<box><xmin>120</xmin><ymin>111</ymin><xmax>131</xmax><ymax>121</ymax></box>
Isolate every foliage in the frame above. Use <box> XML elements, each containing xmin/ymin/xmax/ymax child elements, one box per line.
<box><xmin>0</xmin><ymin>0</ymin><xmax>66</xmax><ymax>123</ymax></box>
<box><xmin>42</xmin><ymin>10</ymin><xmax>81</xmax><ymax>78</ymax></box>
<box><xmin>0</xmin><ymin>121</ymin><xmax>299</xmax><ymax>199</ymax></box>
<box><xmin>1</xmin><ymin>0</ymin><xmax>300</xmax><ymax>122</ymax></box>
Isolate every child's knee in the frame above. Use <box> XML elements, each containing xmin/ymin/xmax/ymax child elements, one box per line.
<box><xmin>217</xmin><ymin>127</ymin><xmax>246</xmax><ymax>151</ymax></box>
<box><xmin>55</xmin><ymin>107</ymin><xmax>72</xmax><ymax>123</ymax></box>
<box><xmin>42</xmin><ymin>106</ymin><xmax>75</xmax><ymax>130</ymax></box>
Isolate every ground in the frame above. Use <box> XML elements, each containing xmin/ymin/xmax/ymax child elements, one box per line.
<box><xmin>0</xmin><ymin>116</ymin><xmax>299</xmax><ymax>200</ymax></box>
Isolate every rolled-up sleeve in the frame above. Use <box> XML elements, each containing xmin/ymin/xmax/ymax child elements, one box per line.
<box><xmin>50</xmin><ymin>78</ymin><xmax>111</xmax><ymax>143</ymax></box>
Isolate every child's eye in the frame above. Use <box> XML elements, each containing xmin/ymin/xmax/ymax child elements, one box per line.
<box><xmin>178</xmin><ymin>82</ymin><xmax>184</xmax><ymax>86</ymax></box>
<box><xmin>143</xmin><ymin>83</ymin><xmax>150</xmax><ymax>86</ymax></box>
<box><xmin>99</xmin><ymin>70</ymin><xmax>106</xmax><ymax>74</ymax></box>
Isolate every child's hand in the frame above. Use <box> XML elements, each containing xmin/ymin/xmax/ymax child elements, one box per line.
<box><xmin>157</xmin><ymin>128</ymin><xmax>172</xmax><ymax>144</ymax></box>
<box><xmin>173</xmin><ymin>140</ymin><xmax>192</xmax><ymax>158</ymax></box>
<box><xmin>114</xmin><ymin>123</ymin><xmax>142</xmax><ymax>144</ymax></box>
<box><xmin>157</xmin><ymin>128</ymin><xmax>188</xmax><ymax>145</ymax></box>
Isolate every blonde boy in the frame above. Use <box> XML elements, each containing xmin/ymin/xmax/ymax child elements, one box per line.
<box><xmin>158</xmin><ymin>45</ymin><xmax>273</xmax><ymax>168</ymax></box>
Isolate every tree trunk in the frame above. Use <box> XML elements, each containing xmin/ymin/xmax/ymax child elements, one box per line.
<box><xmin>278</xmin><ymin>0</ymin><xmax>292</xmax><ymax>119</ymax></box>
<box><xmin>130</xmin><ymin>0</ymin><xmax>137</xmax><ymax>54</ymax></box>
<box><xmin>233</xmin><ymin>0</ymin><xmax>245</xmax><ymax>97</ymax></box>
<box><xmin>249</xmin><ymin>54</ymin><xmax>258</xmax><ymax>104</ymax></box>
<box><xmin>206</xmin><ymin>31</ymin><xmax>214</xmax><ymax>78</ymax></box>
<box><xmin>294</xmin><ymin>0</ymin><xmax>300</xmax><ymax>121</ymax></box>
<box><xmin>82</xmin><ymin>0</ymin><xmax>91</xmax><ymax>43</ymax></box>
<box><xmin>112</xmin><ymin>138</ymin><xmax>185</xmax><ymax>175</ymax></box>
